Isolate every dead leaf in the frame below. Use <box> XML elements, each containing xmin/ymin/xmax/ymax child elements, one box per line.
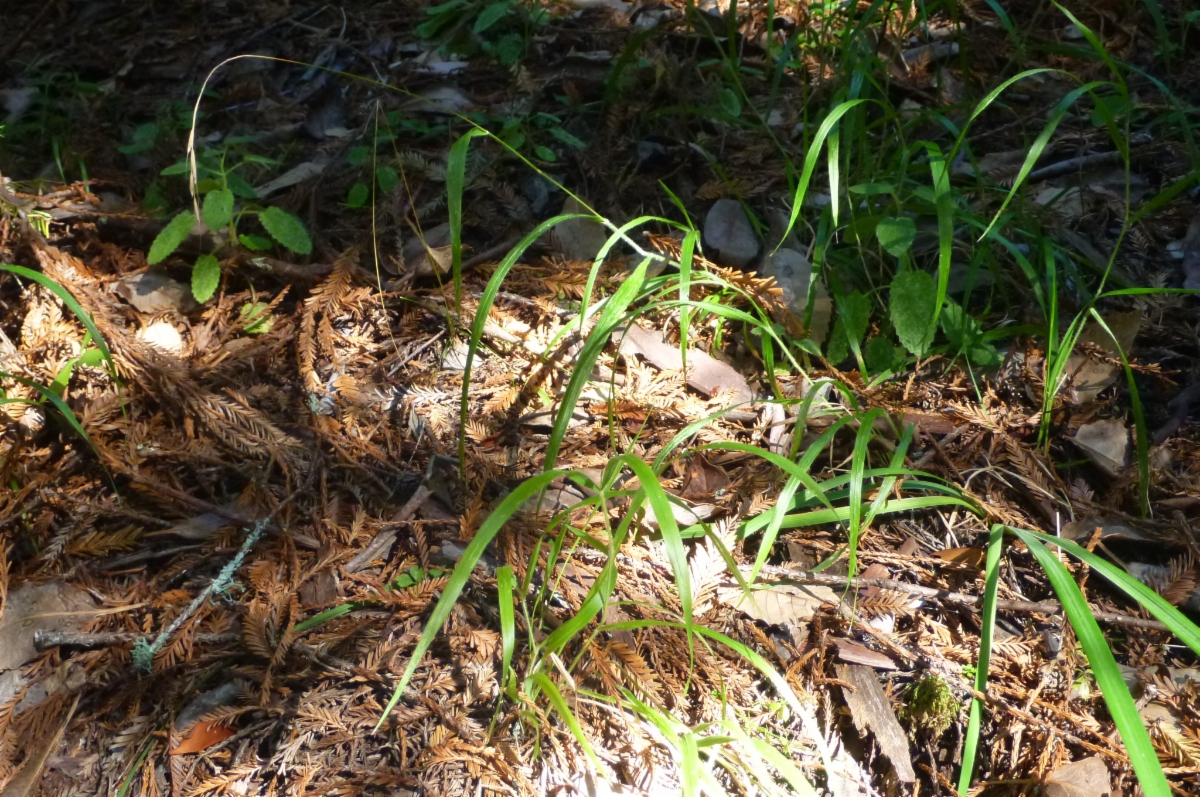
<box><xmin>679</xmin><ymin>454</ymin><xmax>731</xmax><ymax>499</ymax></box>
<box><xmin>836</xmin><ymin>664</ymin><xmax>916</xmax><ymax>782</ymax></box>
<box><xmin>0</xmin><ymin>582</ymin><xmax>95</xmax><ymax>672</ymax></box>
<box><xmin>146</xmin><ymin>512</ymin><xmax>230</xmax><ymax>541</ymax></box>
<box><xmin>1061</xmin><ymin>517</ymin><xmax>1150</xmax><ymax>543</ymax></box>
<box><xmin>254</xmin><ymin>159</ymin><xmax>328</xmax><ymax>198</ymax></box>
<box><xmin>399</xmin><ymin>85</ymin><xmax>477</xmax><ymax>115</ymax></box>
<box><xmin>1073</xmin><ymin>418</ymin><xmax>1129</xmax><ymax>476</ymax></box>
<box><xmin>831</xmin><ymin>638</ymin><xmax>897</xmax><ymax>670</ymax></box>
<box><xmin>403</xmin><ymin>221</ymin><xmax>454</xmax><ymax>277</ymax></box>
<box><xmin>717</xmin><ymin>583</ymin><xmax>837</xmax><ymax>625</ymax></box>
<box><xmin>169</xmin><ymin>721</ymin><xmax>235</xmax><ymax>755</ymax></box>
<box><xmin>1065</xmin><ymin>311</ymin><xmax>1141</xmax><ymax>404</ymax></box>
<box><xmin>137</xmin><ymin>320</ymin><xmax>184</xmax><ymax>353</ymax></box>
<box><xmin>932</xmin><ymin>547</ymin><xmax>986</xmax><ymax>569</ymax></box>
<box><xmin>617</xmin><ymin>322</ymin><xmax>754</xmax><ymax>406</ymax></box>
<box><xmin>1044</xmin><ymin>755</ymin><xmax>1112</xmax><ymax>797</ymax></box>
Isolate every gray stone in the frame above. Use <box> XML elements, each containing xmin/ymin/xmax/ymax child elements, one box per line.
<box><xmin>703</xmin><ymin>199</ymin><xmax>760</xmax><ymax>268</ymax></box>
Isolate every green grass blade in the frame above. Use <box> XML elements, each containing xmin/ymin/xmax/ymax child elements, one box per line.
<box><xmin>578</xmin><ymin>214</ymin><xmax>678</xmax><ymax>334</ymax></box>
<box><xmin>691</xmin><ymin>624</ymin><xmax>832</xmax><ymax>772</ymax></box>
<box><xmin>760</xmin><ymin>495</ymin><xmax>979</xmax><ymax>531</ymax></box>
<box><xmin>529</xmin><ymin>671</ymin><xmax>601</xmax><ymax>769</ymax></box>
<box><xmin>678</xmin><ymin>229</ymin><xmax>698</xmax><ymax>373</ymax></box>
<box><xmin>3</xmin><ymin>373</ymin><xmax>96</xmax><ymax>455</ymax></box>
<box><xmin>375</xmin><ymin>469</ymin><xmax>570</xmax><ymax>729</ymax></box>
<box><xmin>924</xmin><ymin>143</ymin><xmax>954</xmax><ymax>335</ymax></box>
<box><xmin>459</xmin><ymin>213</ymin><xmax>585</xmax><ymax>470</ymax></box>
<box><xmin>497</xmin><ymin>564</ymin><xmax>517</xmax><ymax>694</ymax></box>
<box><xmin>780</xmin><ymin>99</ymin><xmax>871</xmax><ymax>250</ymax></box>
<box><xmin>847</xmin><ymin>408</ymin><xmax>887</xmax><ymax>575</ymax></box>
<box><xmin>1086</xmin><ymin>308</ymin><xmax>1149</xmax><ymax>513</ymax></box>
<box><xmin>977</xmin><ymin>80</ymin><xmax>1109</xmax><ymax>242</ymax></box>
<box><xmin>624</xmin><ymin>456</ymin><xmax>692</xmax><ymax>625</ymax></box>
<box><xmin>1013</xmin><ymin>529</ymin><xmax>1200</xmax><ymax>656</ymax></box>
<box><xmin>1</xmin><ymin>264</ymin><xmax>112</xmax><ymax>367</ymax></box>
<box><xmin>544</xmin><ymin>258</ymin><xmax>648</xmax><ymax>470</ymax></box>
<box><xmin>1009</xmin><ymin>527</ymin><xmax>1170</xmax><ymax>797</ymax></box>
<box><xmin>446</xmin><ymin>129</ymin><xmax>488</xmax><ymax>311</ymax></box>
<box><xmin>680</xmin><ymin>730</ymin><xmax>700</xmax><ymax>797</ymax></box>
<box><xmin>957</xmin><ymin>525</ymin><xmax>1004</xmax><ymax>794</ymax></box>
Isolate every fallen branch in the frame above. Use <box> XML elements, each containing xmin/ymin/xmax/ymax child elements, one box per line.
<box><xmin>34</xmin><ymin>631</ymin><xmax>239</xmax><ymax>652</ymax></box>
<box><xmin>748</xmin><ymin>564</ymin><xmax>1170</xmax><ymax>632</ymax></box>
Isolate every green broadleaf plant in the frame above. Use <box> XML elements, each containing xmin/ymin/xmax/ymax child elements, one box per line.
<box><xmin>259</xmin><ymin>206</ymin><xmax>312</xmax><ymax>255</ymax></box>
<box><xmin>191</xmin><ymin>254</ymin><xmax>220</xmax><ymax>303</ymax></box>
<box><xmin>147</xmin><ymin>211</ymin><xmax>195</xmax><ymax>264</ymax></box>
<box><xmin>875</xmin><ymin>215</ymin><xmax>915</xmax><ymax>258</ymax></box>
<box><xmin>889</xmin><ymin>269</ymin><xmax>936</xmax><ymax>357</ymax></box>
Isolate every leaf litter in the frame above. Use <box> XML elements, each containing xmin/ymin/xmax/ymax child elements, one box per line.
<box><xmin>1</xmin><ymin>0</ymin><xmax>1200</xmax><ymax>796</ymax></box>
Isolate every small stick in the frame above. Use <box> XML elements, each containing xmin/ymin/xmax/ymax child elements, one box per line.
<box><xmin>746</xmin><ymin>564</ymin><xmax>1170</xmax><ymax>632</ymax></box>
<box><xmin>35</xmin><ymin>631</ymin><xmax>239</xmax><ymax>652</ymax></box>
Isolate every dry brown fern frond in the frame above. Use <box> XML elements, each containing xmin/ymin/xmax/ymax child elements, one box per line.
<box><xmin>182</xmin><ymin>386</ymin><xmax>306</xmax><ymax>468</ymax></box>
<box><xmin>1160</xmin><ymin>552</ymin><xmax>1198</xmax><ymax>607</ymax></box>
<box><xmin>607</xmin><ymin>640</ymin><xmax>665</xmax><ymax>707</ymax></box>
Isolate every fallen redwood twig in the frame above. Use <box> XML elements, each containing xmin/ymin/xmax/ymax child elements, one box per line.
<box><xmin>34</xmin><ymin>631</ymin><xmax>239</xmax><ymax>652</ymax></box>
<box><xmin>746</xmin><ymin>564</ymin><xmax>1170</xmax><ymax>632</ymax></box>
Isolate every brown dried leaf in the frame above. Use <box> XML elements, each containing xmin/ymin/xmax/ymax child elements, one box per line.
<box><xmin>716</xmin><ymin>583</ymin><xmax>836</xmax><ymax>625</ymax></box>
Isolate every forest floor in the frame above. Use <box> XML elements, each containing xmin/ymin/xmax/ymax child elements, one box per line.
<box><xmin>2</xmin><ymin>1</ymin><xmax>1200</xmax><ymax>796</ymax></box>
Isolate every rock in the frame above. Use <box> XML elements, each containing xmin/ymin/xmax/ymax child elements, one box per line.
<box><xmin>703</xmin><ymin>199</ymin><xmax>760</xmax><ymax>268</ymax></box>
<box><xmin>115</xmin><ymin>271</ymin><xmax>194</xmax><ymax>314</ymax></box>
<box><xmin>138</xmin><ymin>320</ymin><xmax>184</xmax><ymax>353</ymax></box>
<box><xmin>1045</xmin><ymin>756</ymin><xmax>1112</xmax><ymax>797</ymax></box>
<box><xmin>1073</xmin><ymin>418</ymin><xmax>1129</xmax><ymax>476</ymax></box>
<box><xmin>551</xmin><ymin>196</ymin><xmax>610</xmax><ymax>262</ymax></box>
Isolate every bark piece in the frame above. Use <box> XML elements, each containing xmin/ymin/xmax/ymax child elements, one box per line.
<box><xmin>836</xmin><ymin>664</ymin><xmax>916</xmax><ymax>783</ymax></box>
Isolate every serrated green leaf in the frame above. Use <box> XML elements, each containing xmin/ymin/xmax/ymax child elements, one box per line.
<box><xmin>347</xmin><ymin>145</ymin><xmax>371</xmax><ymax>166</ymax></box>
<box><xmin>494</xmin><ymin>33</ymin><xmax>523</xmax><ymax>65</ymax></box>
<box><xmin>225</xmin><ymin>171</ymin><xmax>258</xmax><ymax>199</ymax></box>
<box><xmin>375</xmin><ymin>165</ymin><xmax>399</xmax><ymax>193</ymax></box>
<box><xmin>474</xmin><ymin>1</ymin><xmax>511</xmax><ymax>33</ymax></box>
<box><xmin>876</xmin><ymin>215</ymin><xmax>916</xmax><ymax>257</ymax></box>
<box><xmin>147</xmin><ymin>211</ymin><xmax>196</xmax><ymax>264</ymax></box>
<box><xmin>346</xmin><ymin>183</ymin><xmax>369</xmax><ymax>207</ymax></box>
<box><xmin>201</xmin><ymin>188</ymin><xmax>234</xmax><ymax>231</ymax></box>
<box><xmin>889</xmin><ymin>270</ymin><xmax>936</xmax><ymax>357</ymax></box>
<box><xmin>194</xmin><ymin>178</ymin><xmax>222</xmax><ymax>194</ymax></box>
<box><xmin>192</xmin><ymin>254</ymin><xmax>220</xmax><ymax>302</ymax></box>
<box><xmin>534</xmin><ymin>145</ymin><xmax>557</xmax><ymax>162</ymax></box>
<box><xmin>718</xmin><ymin>87</ymin><xmax>742</xmax><ymax>118</ymax></box>
<box><xmin>239</xmin><ymin>234</ymin><xmax>273</xmax><ymax>251</ymax></box>
<box><xmin>864</xmin><ymin>335</ymin><xmax>901</xmax><ymax>373</ymax></box>
<box><xmin>160</xmin><ymin>161</ymin><xmax>189</xmax><ymax>176</ymax></box>
<box><xmin>259</xmin><ymin>206</ymin><xmax>312</xmax><ymax>255</ymax></box>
